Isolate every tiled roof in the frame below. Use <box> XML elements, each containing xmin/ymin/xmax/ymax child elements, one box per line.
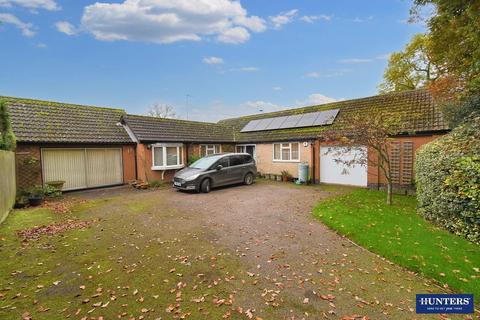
<box><xmin>219</xmin><ymin>89</ymin><xmax>449</xmax><ymax>143</ymax></box>
<box><xmin>2</xmin><ymin>89</ymin><xmax>449</xmax><ymax>146</ymax></box>
<box><xmin>3</xmin><ymin>97</ymin><xmax>133</xmax><ymax>144</ymax></box>
<box><xmin>121</xmin><ymin>114</ymin><xmax>234</xmax><ymax>143</ymax></box>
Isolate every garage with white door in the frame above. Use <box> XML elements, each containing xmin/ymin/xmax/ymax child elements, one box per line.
<box><xmin>42</xmin><ymin>148</ymin><xmax>123</xmax><ymax>191</ymax></box>
<box><xmin>320</xmin><ymin>146</ymin><xmax>368</xmax><ymax>187</ymax></box>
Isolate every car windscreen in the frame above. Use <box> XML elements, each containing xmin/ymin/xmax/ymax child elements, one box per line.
<box><xmin>189</xmin><ymin>155</ymin><xmax>223</xmax><ymax>169</ymax></box>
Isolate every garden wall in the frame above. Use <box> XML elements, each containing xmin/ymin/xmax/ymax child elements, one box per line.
<box><xmin>0</xmin><ymin>150</ymin><xmax>16</xmax><ymax>224</ymax></box>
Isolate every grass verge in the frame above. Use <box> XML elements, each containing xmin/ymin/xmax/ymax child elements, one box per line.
<box><xmin>313</xmin><ymin>189</ymin><xmax>480</xmax><ymax>302</ymax></box>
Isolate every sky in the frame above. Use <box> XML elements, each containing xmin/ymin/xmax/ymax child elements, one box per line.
<box><xmin>0</xmin><ymin>0</ymin><xmax>426</xmax><ymax>122</ymax></box>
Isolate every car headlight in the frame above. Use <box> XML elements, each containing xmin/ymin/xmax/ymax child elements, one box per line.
<box><xmin>185</xmin><ymin>174</ymin><xmax>200</xmax><ymax>181</ymax></box>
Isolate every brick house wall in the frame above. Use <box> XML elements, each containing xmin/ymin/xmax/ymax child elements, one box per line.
<box><xmin>135</xmin><ymin>143</ymin><xmax>186</xmax><ymax>182</ymax></box>
<box><xmin>312</xmin><ymin>134</ymin><xmax>442</xmax><ymax>192</ymax></box>
<box><xmin>188</xmin><ymin>143</ymin><xmax>235</xmax><ymax>158</ymax></box>
<box><xmin>254</xmin><ymin>142</ymin><xmax>312</xmax><ymax>178</ymax></box>
<box><xmin>136</xmin><ymin>142</ymin><xmax>235</xmax><ymax>182</ymax></box>
<box><xmin>366</xmin><ymin>134</ymin><xmax>442</xmax><ymax>193</ymax></box>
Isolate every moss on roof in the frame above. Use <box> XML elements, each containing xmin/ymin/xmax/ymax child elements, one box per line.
<box><xmin>2</xmin><ymin>96</ymin><xmax>133</xmax><ymax>144</ymax></box>
<box><xmin>122</xmin><ymin>114</ymin><xmax>234</xmax><ymax>142</ymax></box>
<box><xmin>219</xmin><ymin>89</ymin><xmax>449</xmax><ymax>143</ymax></box>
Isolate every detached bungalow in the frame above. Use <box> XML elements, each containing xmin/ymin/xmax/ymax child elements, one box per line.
<box><xmin>5</xmin><ymin>89</ymin><xmax>449</xmax><ymax>193</ymax></box>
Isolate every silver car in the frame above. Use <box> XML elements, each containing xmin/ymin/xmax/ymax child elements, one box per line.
<box><xmin>173</xmin><ymin>153</ymin><xmax>257</xmax><ymax>193</ymax></box>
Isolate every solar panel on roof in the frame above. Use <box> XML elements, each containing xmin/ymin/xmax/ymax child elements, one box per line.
<box><xmin>312</xmin><ymin>109</ymin><xmax>339</xmax><ymax>126</ymax></box>
<box><xmin>253</xmin><ymin>118</ymin><xmax>274</xmax><ymax>131</ymax></box>
<box><xmin>240</xmin><ymin>108</ymin><xmax>340</xmax><ymax>132</ymax></box>
<box><xmin>296</xmin><ymin>112</ymin><xmax>320</xmax><ymax>127</ymax></box>
<box><xmin>240</xmin><ymin>119</ymin><xmax>262</xmax><ymax>132</ymax></box>
<box><xmin>278</xmin><ymin>114</ymin><xmax>303</xmax><ymax>129</ymax></box>
<box><xmin>265</xmin><ymin>116</ymin><xmax>288</xmax><ymax>130</ymax></box>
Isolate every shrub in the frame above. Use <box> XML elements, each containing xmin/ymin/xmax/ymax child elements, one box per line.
<box><xmin>441</xmin><ymin>94</ymin><xmax>480</xmax><ymax>128</ymax></box>
<box><xmin>0</xmin><ymin>99</ymin><xmax>16</xmax><ymax>151</ymax></box>
<box><xmin>415</xmin><ymin>117</ymin><xmax>480</xmax><ymax>243</ymax></box>
<box><xmin>187</xmin><ymin>154</ymin><xmax>201</xmax><ymax>166</ymax></box>
<box><xmin>43</xmin><ymin>184</ymin><xmax>62</xmax><ymax>198</ymax></box>
<box><xmin>28</xmin><ymin>185</ymin><xmax>45</xmax><ymax>198</ymax></box>
<box><xmin>148</xmin><ymin>180</ymin><xmax>165</xmax><ymax>188</ymax></box>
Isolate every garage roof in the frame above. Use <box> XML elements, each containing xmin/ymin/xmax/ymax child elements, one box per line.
<box><xmin>3</xmin><ymin>97</ymin><xmax>133</xmax><ymax>144</ymax></box>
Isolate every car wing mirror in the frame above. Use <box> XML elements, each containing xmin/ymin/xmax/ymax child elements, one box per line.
<box><xmin>216</xmin><ymin>165</ymin><xmax>223</xmax><ymax>170</ymax></box>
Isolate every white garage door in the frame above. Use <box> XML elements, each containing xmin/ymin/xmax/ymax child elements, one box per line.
<box><xmin>320</xmin><ymin>146</ymin><xmax>368</xmax><ymax>187</ymax></box>
<box><xmin>42</xmin><ymin>148</ymin><xmax>123</xmax><ymax>191</ymax></box>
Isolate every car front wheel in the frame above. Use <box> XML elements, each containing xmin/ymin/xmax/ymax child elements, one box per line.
<box><xmin>200</xmin><ymin>179</ymin><xmax>211</xmax><ymax>193</ymax></box>
<box><xmin>244</xmin><ymin>173</ymin><xmax>254</xmax><ymax>185</ymax></box>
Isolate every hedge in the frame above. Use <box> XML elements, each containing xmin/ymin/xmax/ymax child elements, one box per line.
<box><xmin>415</xmin><ymin>117</ymin><xmax>480</xmax><ymax>244</ymax></box>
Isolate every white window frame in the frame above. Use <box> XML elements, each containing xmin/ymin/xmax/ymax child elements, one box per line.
<box><xmin>200</xmin><ymin>144</ymin><xmax>221</xmax><ymax>156</ymax></box>
<box><xmin>272</xmin><ymin>142</ymin><xmax>300</xmax><ymax>162</ymax></box>
<box><xmin>236</xmin><ymin>144</ymin><xmax>256</xmax><ymax>159</ymax></box>
<box><xmin>151</xmin><ymin>143</ymin><xmax>184</xmax><ymax>170</ymax></box>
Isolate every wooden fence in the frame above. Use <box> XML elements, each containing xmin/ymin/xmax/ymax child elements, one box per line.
<box><xmin>0</xmin><ymin>150</ymin><xmax>16</xmax><ymax>224</ymax></box>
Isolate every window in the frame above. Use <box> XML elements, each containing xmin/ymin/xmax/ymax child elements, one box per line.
<box><xmin>200</xmin><ymin>144</ymin><xmax>221</xmax><ymax>157</ymax></box>
<box><xmin>190</xmin><ymin>155</ymin><xmax>223</xmax><ymax>169</ymax></box>
<box><xmin>229</xmin><ymin>155</ymin><xmax>243</xmax><ymax>166</ymax></box>
<box><xmin>215</xmin><ymin>157</ymin><xmax>229</xmax><ymax>168</ymax></box>
<box><xmin>151</xmin><ymin>143</ymin><xmax>184</xmax><ymax>170</ymax></box>
<box><xmin>273</xmin><ymin>142</ymin><xmax>300</xmax><ymax>161</ymax></box>
<box><xmin>236</xmin><ymin>144</ymin><xmax>256</xmax><ymax>158</ymax></box>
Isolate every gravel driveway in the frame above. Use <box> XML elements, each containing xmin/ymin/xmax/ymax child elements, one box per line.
<box><xmin>73</xmin><ymin>181</ymin><xmax>463</xmax><ymax>319</ymax></box>
<box><xmin>165</xmin><ymin>181</ymin><xmax>461</xmax><ymax>319</ymax></box>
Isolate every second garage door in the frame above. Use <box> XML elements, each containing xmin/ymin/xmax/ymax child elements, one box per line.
<box><xmin>42</xmin><ymin>148</ymin><xmax>123</xmax><ymax>191</ymax></box>
<box><xmin>320</xmin><ymin>146</ymin><xmax>368</xmax><ymax>187</ymax></box>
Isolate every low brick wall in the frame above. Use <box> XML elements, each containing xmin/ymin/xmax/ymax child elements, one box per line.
<box><xmin>0</xmin><ymin>150</ymin><xmax>16</xmax><ymax>224</ymax></box>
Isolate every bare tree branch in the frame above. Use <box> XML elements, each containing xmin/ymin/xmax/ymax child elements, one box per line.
<box><xmin>146</xmin><ymin>103</ymin><xmax>177</xmax><ymax>119</ymax></box>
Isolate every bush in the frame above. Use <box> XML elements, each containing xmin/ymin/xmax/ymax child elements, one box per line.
<box><xmin>148</xmin><ymin>180</ymin><xmax>165</xmax><ymax>188</ymax></box>
<box><xmin>187</xmin><ymin>154</ymin><xmax>201</xmax><ymax>166</ymax></box>
<box><xmin>43</xmin><ymin>184</ymin><xmax>62</xmax><ymax>198</ymax></box>
<box><xmin>28</xmin><ymin>185</ymin><xmax>45</xmax><ymax>198</ymax></box>
<box><xmin>415</xmin><ymin>117</ymin><xmax>480</xmax><ymax>243</ymax></box>
<box><xmin>0</xmin><ymin>99</ymin><xmax>16</xmax><ymax>151</ymax></box>
<box><xmin>441</xmin><ymin>94</ymin><xmax>480</xmax><ymax>128</ymax></box>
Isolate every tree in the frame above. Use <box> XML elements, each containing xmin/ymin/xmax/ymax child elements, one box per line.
<box><xmin>323</xmin><ymin>112</ymin><xmax>409</xmax><ymax>205</ymax></box>
<box><xmin>410</xmin><ymin>0</ymin><xmax>480</xmax><ymax>98</ymax></box>
<box><xmin>0</xmin><ymin>100</ymin><xmax>16</xmax><ymax>151</ymax></box>
<box><xmin>378</xmin><ymin>34</ymin><xmax>443</xmax><ymax>93</ymax></box>
<box><xmin>146</xmin><ymin>103</ymin><xmax>176</xmax><ymax>119</ymax></box>
<box><xmin>441</xmin><ymin>94</ymin><xmax>480</xmax><ymax>129</ymax></box>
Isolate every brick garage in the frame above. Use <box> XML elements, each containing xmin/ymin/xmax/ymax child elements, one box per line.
<box><xmin>5</xmin><ymin>97</ymin><xmax>136</xmax><ymax>191</ymax></box>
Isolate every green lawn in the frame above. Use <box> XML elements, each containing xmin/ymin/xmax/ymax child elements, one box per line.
<box><xmin>313</xmin><ymin>189</ymin><xmax>480</xmax><ymax>302</ymax></box>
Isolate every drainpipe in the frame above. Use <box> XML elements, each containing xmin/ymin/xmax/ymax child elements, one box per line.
<box><xmin>133</xmin><ymin>144</ymin><xmax>138</xmax><ymax>181</ymax></box>
<box><xmin>310</xmin><ymin>140</ymin><xmax>316</xmax><ymax>184</ymax></box>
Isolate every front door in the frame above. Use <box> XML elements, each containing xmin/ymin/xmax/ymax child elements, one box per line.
<box><xmin>236</xmin><ymin>145</ymin><xmax>256</xmax><ymax>159</ymax></box>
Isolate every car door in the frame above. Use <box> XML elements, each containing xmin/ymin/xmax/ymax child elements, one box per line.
<box><xmin>209</xmin><ymin>156</ymin><xmax>230</xmax><ymax>187</ymax></box>
<box><xmin>228</xmin><ymin>155</ymin><xmax>246</xmax><ymax>184</ymax></box>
